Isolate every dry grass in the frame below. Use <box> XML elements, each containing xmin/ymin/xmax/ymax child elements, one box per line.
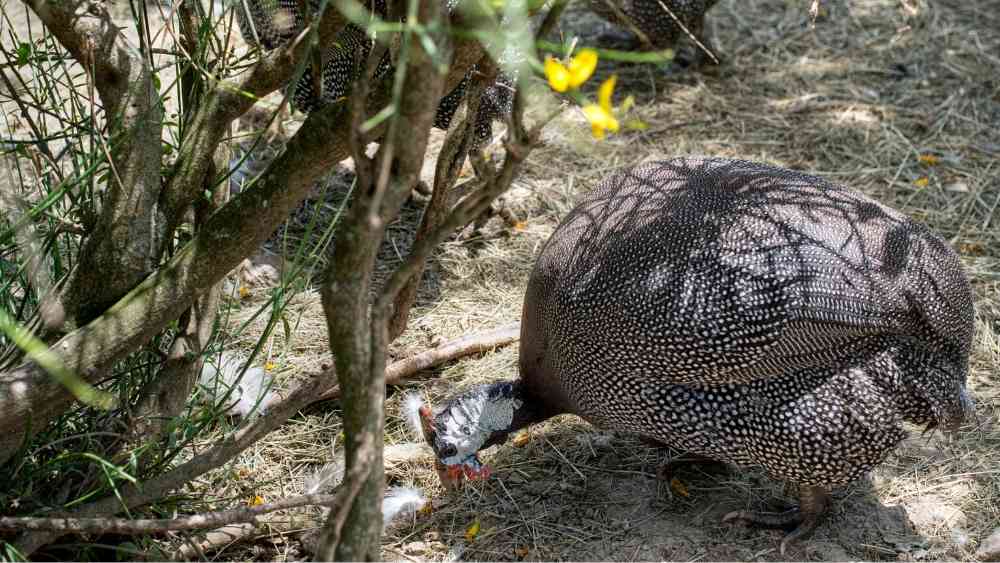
<box><xmin>170</xmin><ymin>0</ymin><xmax>999</xmax><ymax>560</ymax></box>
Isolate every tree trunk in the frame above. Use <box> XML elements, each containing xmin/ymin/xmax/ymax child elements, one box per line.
<box><xmin>316</xmin><ymin>0</ymin><xmax>446</xmax><ymax>556</ymax></box>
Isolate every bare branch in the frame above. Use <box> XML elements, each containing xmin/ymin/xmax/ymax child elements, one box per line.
<box><xmin>316</xmin><ymin>322</ymin><xmax>521</xmax><ymax>403</ymax></box>
<box><xmin>20</xmin><ymin>0</ymin><xmax>167</xmax><ymax>325</ymax></box>
<box><xmin>387</xmin><ymin>55</ymin><xmax>493</xmax><ymax>340</ymax></box>
<box><xmin>0</xmin><ymin>493</ymin><xmax>340</xmax><ymax>534</ymax></box>
<box><xmin>12</xmin><ymin>375</ymin><xmax>330</xmax><ymax>555</ymax></box>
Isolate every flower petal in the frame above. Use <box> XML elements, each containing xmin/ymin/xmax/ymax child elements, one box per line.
<box><xmin>544</xmin><ymin>57</ymin><xmax>571</xmax><ymax>92</ymax></box>
<box><xmin>598</xmin><ymin>75</ymin><xmax>617</xmax><ymax>112</ymax></box>
<box><xmin>568</xmin><ymin>49</ymin><xmax>598</xmax><ymax>89</ymax></box>
<box><xmin>582</xmin><ymin>104</ymin><xmax>619</xmax><ymax>139</ymax></box>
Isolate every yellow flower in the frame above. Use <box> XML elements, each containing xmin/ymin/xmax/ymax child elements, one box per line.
<box><xmin>544</xmin><ymin>49</ymin><xmax>598</xmax><ymax>93</ymax></box>
<box><xmin>264</xmin><ymin>361</ymin><xmax>276</xmax><ymax>372</ymax></box>
<box><xmin>248</xmin><ymin>495</ymin><xmax>265</xmax><ymax>506</ymax></box>
<box><xmin>582</xmin><ymin>75</ymin><xmax>619</xmax><ymax>139</ymax></box>
<box><xmin>914</xmin><ymin>176</ymin><xmax>929</xmax><ymax>188</ymax></box>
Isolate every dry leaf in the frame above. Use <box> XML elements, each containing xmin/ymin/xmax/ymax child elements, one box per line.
<box><xmin>418</xmin><ymin>503</ymin><xmax>433</xmax><ymax>516</ymax></box>
<box><xmin>918</xmin><ymin>154</ymin><xmax>940</xmax><ymax>166</ymax></box>
<box><xmin>513</xmin><ymin>221</ymin><xmax>528</xmax><ymax>232</ymax></box>
<box><xmin>669</xmin><ymin>476</ymin><xmax>690</xmax><ymax>497</ymax></box>
<box><xmin>958</xmin><ymin>242</ymin><xmax>985</xmax><ymax>256</ymax></box>
<box><xmin>913</xmin><ymin>177</ymin><xmax>929</xmax><ymax>188</ymax></box>
<box><xmin>512</xmin><ymin>431</ymin><xmax>531</xmax><ymax>447</ymax></box>
<box><xmin>514</xmin><ymin>545</ymin><xmax>530</xmax><ymax>558</ymax></box>
<box><xmin>464</xmin><ymin>519</ymin><xmax>481</xmax><ymax>542</ymax></box>
<box><xmin>248</xmin><ymin>495</ymin><xmax>265</xmax><ymax>506</ymax></box>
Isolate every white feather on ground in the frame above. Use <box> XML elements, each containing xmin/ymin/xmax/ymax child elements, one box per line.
<box><xmin>403</xmin><ymin>393</ymin><xmax>427</xmax><ymax>443</ymax></box>
<box><xmin>302</xmin><ymin>441</ymin><xmax>432</xmax><ymax>534</ymax></box>
<box><xmin>302</xmin><ymin>442</ymin><xmax>432</xmax><ymax>495</ymax></box>
<box><xmin>197</xmin><ymin>351</ymin><xmax>277</xmax><ymax>417</ymax></box>
<box><xmin>303</xmin><ymin>456</ymin><xmax>346</xmax><ymax>495</ymax></box>
<box><xmin>381</xmin><ymin>486</ymin><xmax>427</xmax><ymax>527</ymax></box>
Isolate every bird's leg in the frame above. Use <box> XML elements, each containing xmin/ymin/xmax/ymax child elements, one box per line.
<box><xmin>657</xmin><ymin>452</ymin><xmax>728</xmax><ymax>482</ymax></box>
<box><xmin>723</xmin><ymin>484</ymin><xmax>830</xmax><ymax>556</ymax></box>
<box><xmin>637</xmin><ymin>436</ymin><xmax>728</xmax><ymax>481</ymax></box>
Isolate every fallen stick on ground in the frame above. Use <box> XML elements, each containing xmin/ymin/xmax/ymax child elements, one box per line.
<box><xmin>0</xmin><ymin>494</ymin><xmax>339</xmax><ymax>534</ymax></box>
<box><xmin>172</xmin><ymin>523</ymin><xmax>259</xmax><ymax>561</ymax></box>
<box><xmin>160</xmin><ymin>324</ymin><xmax>519</xmax><ymax>557</ymax></box>
<box><xmin>314</xmin><ymin>321</ymin><xmax>521</xmax><ymax>403</ymax></box>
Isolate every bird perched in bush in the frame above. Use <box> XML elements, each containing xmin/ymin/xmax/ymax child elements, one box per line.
<box><xmin>416</xmin><ymin>157</ymin><xmax>975</xmax><ymax>553</ymax></box>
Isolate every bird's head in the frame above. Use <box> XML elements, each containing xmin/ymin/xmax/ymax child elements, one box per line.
<box><xmin>407</xmin><ymin>383</ymin><xmax>523</xmax><ymax>489</ymax></box>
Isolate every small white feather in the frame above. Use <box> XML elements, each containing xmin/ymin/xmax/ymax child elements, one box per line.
<box><xmin>381</xmin><ymin>486</ymin><xmax>426</xmax><ymax>527</ymax></box>
<box><xmin>197</xmin><ymin>352</ymin><xmax>276</xmax><ymax>418</ymax></box>
<box><xmin>403</xmin><ymin>393</ymin><xmax>427</xmax><ymax>442</ymax></box>
<box><xmin>303</xmin><ymin>457</ymin><xmax>345</xmax><ymax>495</ymax></box>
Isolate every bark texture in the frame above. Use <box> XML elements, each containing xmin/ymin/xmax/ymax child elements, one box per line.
<box><xmin>19</xmin><ymin>0</ymin><xmax>166</xmax><ymax>326</ymax></box>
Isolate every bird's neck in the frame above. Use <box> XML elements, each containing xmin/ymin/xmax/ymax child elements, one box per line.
<box><xmin>478</xmin><ymin>380</ymin><xmax>554</xmax><ymax>449</ymax></box>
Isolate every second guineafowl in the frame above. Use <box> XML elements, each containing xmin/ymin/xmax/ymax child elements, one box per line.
<box><xmin>588</xmin><ymin>0</ymin><xmax>721</xmax><ymax>65</ymax></box>
<box><xmin>416</xmin><ymin>157</ymin><xmax>975</xmax><ymax>553</ymax></box>
<box><xmin>233</xmin><ymin>0</ymin><xmax>514</xmax><ymax>147</ymax></box>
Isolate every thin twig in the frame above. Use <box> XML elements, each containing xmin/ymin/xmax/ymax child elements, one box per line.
<box><xmin>0</xmin><ymin>493</ymin><xmax>340</xmax><ymax>534</ymax></box>
<box><xmin>315</xmin><ymin>322</ymin><xmax>521</xmax><ymax>403</ymax></box>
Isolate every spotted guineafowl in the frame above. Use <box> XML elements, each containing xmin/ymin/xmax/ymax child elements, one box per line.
<box><xmin>416</xmin><ymin>157</ymin><xmax>975</xmax><ymax>553</ymax></box>
<box><xmin>233</xmin><ymin>0</ymin><xmax>514</xmax><ymax>147</ymax></box>
<box><xmin>589</xmin><ymin>0</ymin><xmax>721</xmax><ymax>64</ymax></box>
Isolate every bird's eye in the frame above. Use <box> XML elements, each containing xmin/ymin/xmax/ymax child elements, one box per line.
<box><xmin>461</xmin><ymin>425</ymin><xmax>472</xmax><ymax>435</ymax></box>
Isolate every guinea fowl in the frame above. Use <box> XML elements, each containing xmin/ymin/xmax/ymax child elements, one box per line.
<box><xmin>416</xmin><ymin>157</ymin><xmax>975</xmax><ymax>553</ymax></box>
<box><xmin>588</xmin><ymin>0</ymin><xmax>721</xmax><ymax>65</ymax></box>
<box><xmin>233</xmin><ymin>0</ymin><xmax>514</xmax><ymax>147</ymax></box>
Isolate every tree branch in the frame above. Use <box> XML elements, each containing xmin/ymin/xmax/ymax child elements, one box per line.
<box><xmin>316</xmin><ymin>322</ymin><xmax>521</xmax><ymax>403</ymax></box>
<box><xmin>20</xmin><ymin>0</ymin><xmax>167</xmax><ymax>326</ymax></box>
<box><xmin>0</xmin><ymin>493</ymin><xmax>340</xmax><ymax>534</ymax></box>
<box><xmin>387</xmin><ymin>56</ymin><xmax>492</xmax><ymax>340</ymax></box>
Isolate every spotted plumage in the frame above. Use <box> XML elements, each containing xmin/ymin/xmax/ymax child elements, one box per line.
<box><xmin>589</xmin><ymin>0</ymin><xmax>720</xmax><ymax>63</ymax></box>
<box><xmin>422</xmin><ymin>157</ymin><xmax>975</xmax><ymax>551</ymax></box>
<box><xmin>233</xmin><ymin>0</ymin><xmax>513</xmax><ymax>147</ymax></box>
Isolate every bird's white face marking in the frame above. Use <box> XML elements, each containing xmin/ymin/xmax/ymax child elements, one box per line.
<box><xmin>434</xmin><ymin>388</ymin><xmax>522</xmax><ymax>466</ymax></box>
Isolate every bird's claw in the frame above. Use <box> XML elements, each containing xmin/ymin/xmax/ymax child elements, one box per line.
<box><xmin>723</xmin><ymin>507</ymin><xmax>818</xmax><ymax>555</ymax></box>
<box><xmin>723</xmin><ymin>485</ymin><xmax>829</xmax><ymax>556</ymax></box>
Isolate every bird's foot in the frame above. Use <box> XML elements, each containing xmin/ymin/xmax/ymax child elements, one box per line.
<box><xmin>723</xmin><ymin>485</ymin><xmax>829</xmax><ymax>556</ymax></box>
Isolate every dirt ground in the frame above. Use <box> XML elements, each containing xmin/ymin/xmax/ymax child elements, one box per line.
<box><xmin>4</xmin><ymin>0</ymin><xmax>999</xmax><ymax>560</ymax></box>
